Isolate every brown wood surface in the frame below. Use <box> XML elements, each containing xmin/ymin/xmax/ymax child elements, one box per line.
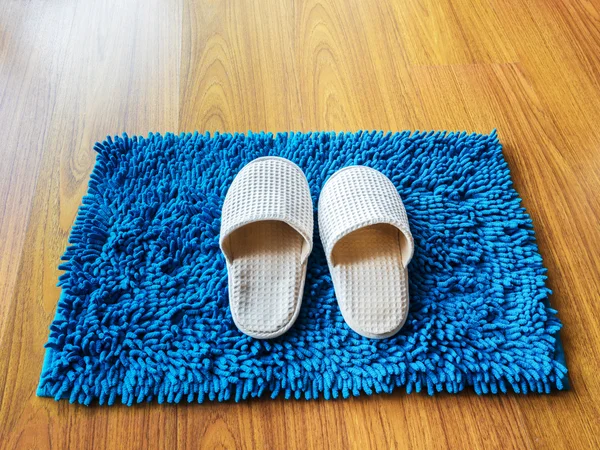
<box><xmin>1</xmin><ymin>0</ymin><xmax>599</xmax><ymax>448</ymax></box>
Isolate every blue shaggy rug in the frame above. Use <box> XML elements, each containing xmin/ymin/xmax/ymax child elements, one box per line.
<box><xmin>38</xmin><ymin>130</ymin><xmax>568</xmax><ymax>405</ymax></box>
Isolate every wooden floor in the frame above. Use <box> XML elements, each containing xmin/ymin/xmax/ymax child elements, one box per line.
<box><xmin>1</xmin><ymin>0</ymin><xmax>599</xmax><ymax>448</ymax></box>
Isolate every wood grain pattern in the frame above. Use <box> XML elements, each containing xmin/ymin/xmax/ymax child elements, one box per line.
<box><xmin>1</xmin><ymin>0</ymin><xmax>599</xmax><ymax>448</ymax></box>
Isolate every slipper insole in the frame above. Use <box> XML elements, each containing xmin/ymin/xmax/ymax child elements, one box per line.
<box><xmin>228</xmin><ymin>220</ymin><xmax>304</xmax><ymax>335</ymax></box>
<box><xmin>331</xmin><ymin>224</ymin><xmax>408</xmax><ymax>337</ymax></box>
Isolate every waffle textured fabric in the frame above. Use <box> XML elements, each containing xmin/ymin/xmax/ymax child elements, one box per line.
<box><xmin>220</xmin><ymin>157</ymin><xmax>313</xmax><ymax>263</ymax></box>
<box><xmin>38</xmin><ymin>130</ymin><xmax>568</xmax><ymax>405</ymax></box>
<box><xmin>319</xmin><ymin>166</ymin><xmax>413</xmax><ymax>265</ymax></box>
<box><xmin>318</xmin><ymin>166</ymin><xmax>414</xmax><ymax>336</ymax></box>
<box><xmin>220</xmin><ymin>157</ymin><xmax>313</xmax><ymax>338</ymax></box>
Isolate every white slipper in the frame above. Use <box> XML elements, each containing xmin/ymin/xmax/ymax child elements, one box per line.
<box><xmin>220</xmin><ymin>157</ymin><xmax>313</xmax><ymax>339</ymax></box>
<box><xmin>318</xmin><ymin>166</ymin><xmax>414</xmax><ymax>339</ymax></box>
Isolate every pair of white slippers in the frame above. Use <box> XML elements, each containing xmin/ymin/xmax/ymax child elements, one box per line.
<box><xmin>220</xmin><ymin>157</ymin><xmax>414</xmax><ymax>340</ymax></box>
